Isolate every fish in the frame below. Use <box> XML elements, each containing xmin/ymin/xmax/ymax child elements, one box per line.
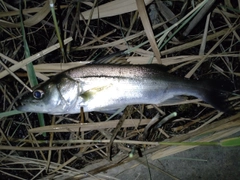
<box><xmin>17</xmin><ymin>64</ymin><xmax>230</xmax><ymax>115</ymax></box>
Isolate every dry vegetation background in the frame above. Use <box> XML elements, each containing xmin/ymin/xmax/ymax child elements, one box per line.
<box><xmin>0</xmin><ymin>0</ymin><xmax>240</xmax><ymax>179</ymax></box>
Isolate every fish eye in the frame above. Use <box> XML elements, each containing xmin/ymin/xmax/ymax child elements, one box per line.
<box><xmin>33</xmin><ymin>90</ymin><xmax>44</xmax><ymax>99</ymax></box>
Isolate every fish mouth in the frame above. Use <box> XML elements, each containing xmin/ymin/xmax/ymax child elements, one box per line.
<box><xmin>16</xmin><ymin>100</ymin><xmax>36</xmax><ymax>112</ymax></box>
<box><xmin>16</xmin><ymin>104</ymin><xmax>43</xmax><ymax>113</ymax></box>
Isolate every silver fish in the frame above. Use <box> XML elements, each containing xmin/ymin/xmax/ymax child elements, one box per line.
<box><xmin>17</xmin><ymin>64</ymin><xmax>229</xmax><ymax>115</ymax></box>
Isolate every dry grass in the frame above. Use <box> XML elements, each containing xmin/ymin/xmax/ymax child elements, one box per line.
<box><xmin>0</xmin><ymin>0</ymin><xmax>240</xmax><ymax>179</ymax></box>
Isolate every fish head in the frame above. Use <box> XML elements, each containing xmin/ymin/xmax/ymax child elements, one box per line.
<box><xmin>17</xmin><ymin>74</ymin><xmax>80</xmax><ymax>114</ymax></box>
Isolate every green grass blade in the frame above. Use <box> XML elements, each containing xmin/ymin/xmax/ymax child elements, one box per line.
<box><xmin>0</xmin><ymin>110</ymin><xmax>22</xmax><ymax>118</ymax></box>
<box><xmin>19</xmin><ymin>3</ymin><xmax>46</xmax><ymax>136</ymax></box>
<box><xmin>158</xmin><ymin>141</ymin><xmax>218</xmax><ymax>146</ymax></box>
<box><xmin>19</xmin><ymin>3</ymin><xmax>38</xmax><ymax>87</ymax></box>
<box><xmin>49</xmin><ymin>0</ymin><xmax>65</xmax><ymax>60</ymax></box>
<box><xmin>220</xmin><ymin>137</ymin><xmax>240</xmax><ymax>147</ymax></box>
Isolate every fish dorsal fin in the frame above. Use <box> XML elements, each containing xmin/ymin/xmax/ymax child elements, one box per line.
<box><xmin>92</xmin><ymin>51</ymin><xmax>129</xmax><ymax>64</ymax></box>
<box><xmin>144</xmin><ymin>64</ymin><xmax>169</xmax><ymax>72</ymax></box>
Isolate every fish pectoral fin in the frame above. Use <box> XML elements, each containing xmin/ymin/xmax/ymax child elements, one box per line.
<box><xmin>80</xmin><ymin>84</ymin><xmax>112</xmax><ymax>101</ymax></box>
<box><xmin>159</xmin><ymin>96</ymin><xmax>188</xmax><ymax>106</ymax></box>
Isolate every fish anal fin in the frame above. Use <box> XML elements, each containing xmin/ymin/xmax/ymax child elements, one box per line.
<box><xmin>159</xmin><ymin>96</ymin><xmax>188</xmax><ymax>106</ymax></box>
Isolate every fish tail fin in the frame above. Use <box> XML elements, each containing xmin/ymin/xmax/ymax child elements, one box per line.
<box><xmin>196</xmin><ymin>80</ymin><xmax>233</xmax><ymax>112</ymax></box>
